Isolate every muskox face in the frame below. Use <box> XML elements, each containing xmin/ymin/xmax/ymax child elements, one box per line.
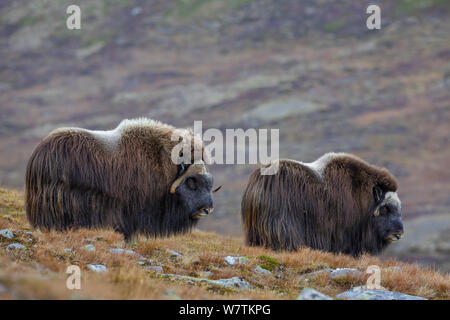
<box><xmin>372</xmin><ymin>188</ymin><xmax>404</xmax><ymax>243</ymax></box>
<box><xmin>174</xmin><ymin>173</ymin><xmax>214</xmax><ymax>220</ymax></box>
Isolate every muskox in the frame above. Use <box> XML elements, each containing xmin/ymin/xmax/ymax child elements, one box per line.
<box><xmin>241</xmin><ymin>152</ymin><xmax>404</xmax><ymax>256</ymax></box>
<box><xmin>25</xmin><ymin>118</ymin><xmax>216</xmax><ymax>240</ymax></box>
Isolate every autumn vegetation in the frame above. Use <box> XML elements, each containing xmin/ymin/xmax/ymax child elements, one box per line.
<box><xmin>0</xmin><ymin>187</ymin><xmax>448</xmax><ymax>300</ymax></box>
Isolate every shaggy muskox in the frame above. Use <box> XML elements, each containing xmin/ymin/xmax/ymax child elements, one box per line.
<box><xmin>25</xmin><ymin>118</ymin><xmax>216</xmax><ymax>240</ymax></box>
<box><xmin>241</xmin><ymin>152</ymin><xmax>404</xmax><ymax>256</ymax></box>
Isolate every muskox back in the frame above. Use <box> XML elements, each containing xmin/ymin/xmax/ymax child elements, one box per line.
<box><xmin>25</xmin><ymin>118</ymin><xmax>213</xmax><ymax>240</ymax></box>
<box><xmin>241</xmin><ymin>153</ymin><xmax>402</xmax><ymax>256</ymax></box>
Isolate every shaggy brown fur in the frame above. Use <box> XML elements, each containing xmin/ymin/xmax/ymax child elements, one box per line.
<box><xmin>25</xmin><ymin>118</ymin><xmax>211</xmax><ymax>240</ymax></box>
<box><xmin>241</xmin><ymin>153</ymin><xmax>401</xmax><ymax>256</ymax></box>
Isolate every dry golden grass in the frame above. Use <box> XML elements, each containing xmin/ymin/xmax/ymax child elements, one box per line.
<box><xmin>0</xmin><ymin>187</ymin><xmax>449</xmax><ymax>300</ymax></box>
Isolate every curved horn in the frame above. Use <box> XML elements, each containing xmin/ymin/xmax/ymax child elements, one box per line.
<box><xmin>170</xmin><ymin>161</ymin><xmax>207</xmax><ymax>194</ymax></box>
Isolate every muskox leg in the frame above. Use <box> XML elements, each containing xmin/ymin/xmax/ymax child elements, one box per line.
<box><xmin>117</xmin><ymin>227</ymin><xmax>135</xmax><ymax>243</ymax></box>
<box><xmin>26</xmin><ymin>182</ymin><xmax>74</xmax><ymax>231</ymax></box>
<box><xmin>27</xmin><ymin>178</ymin><xmax>122</xmax><ymax>233</ymax></box>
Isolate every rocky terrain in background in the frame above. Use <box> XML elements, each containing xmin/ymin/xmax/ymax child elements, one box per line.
<box><xmin>0</xmin><ymin>0</ymin><xmax>449</xmax><ymax>271</ymax></box>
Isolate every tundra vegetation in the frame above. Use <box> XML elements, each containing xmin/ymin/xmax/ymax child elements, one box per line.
<box><xmin>0</xmin><ymin>188</ymin><xmax>448</xmax><ymax>299</ymax></box>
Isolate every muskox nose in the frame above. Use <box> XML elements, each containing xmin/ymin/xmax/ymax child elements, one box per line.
<box><xmin>393</xmin><ymin>230</ymin><xmax>404</xmax><ymax>239</ymax></box>
<box><xmin>203</xmin><ymin>207</ymin><xmax>213</xmax><ymax>215</ymax></box>
<box><xmin>389</xmin><ymin>230</ymin><xmax>404</xmax><ymax>241</ymax></box>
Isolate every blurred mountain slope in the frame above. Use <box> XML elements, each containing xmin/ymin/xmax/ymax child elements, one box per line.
<box><xmin>0</xmin><ymin>0</ymin><xmax>449</xmax><ymax>270</ymax></box>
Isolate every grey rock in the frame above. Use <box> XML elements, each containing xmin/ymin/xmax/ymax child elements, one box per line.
<box><xmin>109</xmin><ymin>248</ymin><xmax>146</xmax><ymax>259</ymax></box>
<box><xmin>299</xmin><ymin>268</ymin><xmax>333</xmax><ymax>279</ymax></box>
<box><xmin>109</xmin><ymin>248</ymin><xmax>134</xmax><ymax>255</ymax></box>
<box><xmin>162</xmin><ymin>274</ymin><xmax>252</xmax><ymax>290</ymax></box>
<box><xmin>83</xmin><ymin>244</ymin><xmax>96</xmax><ymax>252</ymax></box>
<box><xmin>336</xmin><ymin>286</ymin><xmax>427</xmax><ymax>300</ymax></box>
<box><xmin>7</xmin><ymin>243</ymin><xmax>26</xmax><ymax>250</ymax></box>
<box><xmin>87</xmin><ymin>264</ymin><xmax>107</xmax><ymax>273</ymax></box>
<box><xmin>299</xmin><ymin>268</ymin><xmax>361</xmax><ymax>282</ymax></box>
<box><xmin>297</xmin><ymin>288</ymin><xmax>333</xmax><ymax>300</ymax></box>
<box><xmin>167</xmin><ymin>249</ymin><xmax>182</xmax><ymax>257</ymax></box>
<box><xmin>254</xmin><ymin>266</ymin><xmax>272</xmax><ymax>274</ymax></box>
<box><xmin>225</xmin><ymin>256</ymin><xmax>248</xmax><ymax>265</ymax></box>
<box><xmin>0</xmin><ymin>229</ymin><xmax>14</xmax><ymax>239</ymax></box>
<box><xmin>143</xmin><ymin>266</ymin><xmax>163</xmax><ymax>273</ymax></box>
<box><xmin>63</xmin><ymin>248</ymin><xmax>74</xmax><ymax>253</ymax></box>
<box><xmin>210</xmin><ymin>277</ymin><xmax>253</xmax><ymax>289</ymax></box>
<box><xmin>137</xmin><ymin>258</ymin><xmax>154</xmax><ymax>265</ymax></box>
<box><xmin>330</xmin><ymin>268</ymin><xmax>362</xmax><ymax>278</ymax></box>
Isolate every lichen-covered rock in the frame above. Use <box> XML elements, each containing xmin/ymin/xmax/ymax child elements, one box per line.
<box><xmin>0</xmin><ymin>229</ymin><xmax>14</xmax><ymax>239</ymax></box>
<box><xmin>87</xmin><ymin>264</ymin><xmax>107</xmax><ymax>273</ymax></box>
<box><xmin>109</xmin><ymin>248</ymin><xmax>145</xmax><ymax>260</ymax></box>
<box><xmin>161</xmin><ymin>274</ymin><xmax>253</xmax><ymax>290</ymax></box>
<box><xmin>7</xmin><ymin>243</ymin><xmax>26</xmax><ymax>250</ymax></box>
<box><xmin>167</xmin><ymin>249</ymin><xmax>182</xmax><ymax>257</ymax></box>
<box><xmin>330</xmin><ymin>268</ymin><xmax>361</xmax><ymax>278</ymax></box>
<box><xmin>225</xmin><ymin>256</ymin><xmax>248</xmax><ymax>265</ymax></box>
<box><xmin>299</xmin><ymin>268</ymin><xmax>333</xmax><ymax>280</ymax></box>
<box><xmin>336</xmin><ymin>286</ymin><xmax>427</xmax><ymax>300</ymax></box>
<box><xmin>299</xmin><ymin>268</ymin><xmax>361</xmax><ymax>281</ymax></box>
<box><xmin>143</xmin><ymin>265</ymin><xmax>163</xmax><ymax>273</ymax></box>
<box><xmin>297</xmin><ymin>288</ymin><xmax>333</xmax><ymax>300</ymax></box>
<box><xmin>254</xmin><ymin>266</ymin><xmax>272</xmax><ymax>274</ymax></box>
<box><xmin>210</xmin><ymin>277</ymin><xmax>253</xmax><ymax>289</ymax></box>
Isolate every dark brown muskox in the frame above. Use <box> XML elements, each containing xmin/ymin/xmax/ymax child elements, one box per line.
<box><xmin>25</xmin><ymin>118</ymin><xmax>216</xmax><ymax>241</ymax></box>
<box><xmin>241</xmin><ymin>152</ymin><xmax>404</xmax><ymax>256</ymax></box>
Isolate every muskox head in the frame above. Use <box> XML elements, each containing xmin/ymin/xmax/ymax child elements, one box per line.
<box><xmin>372</xmin><ymin>187</ymin><xmax>404</xmax><ymax>244</ymax></box>
<box><xmin>169</xmin><ymin>161</ymin><xmax>215</xmax><ymax>221</ymax></box>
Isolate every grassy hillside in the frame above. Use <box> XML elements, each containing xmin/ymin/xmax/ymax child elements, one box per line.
<box><xmin>0</xmin><ymin>187</ymin><xmax>448</xmax><ymax>300</ymax></box>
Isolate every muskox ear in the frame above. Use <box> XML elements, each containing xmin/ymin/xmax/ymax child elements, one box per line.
<box><xmin>373</xmin><ymin>185</ymin><xmax>383</xmax><ymax>204</ymax></box>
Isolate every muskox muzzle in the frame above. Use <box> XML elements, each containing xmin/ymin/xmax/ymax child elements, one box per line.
<box><xmin>172</xmin><ymin>171</ymin><xmax>214</xmax><ymax>220</ymax></box>
<box><xmin>373</xmin><ymin>191</ymin><xmax>404</xmax><ymax>243</ymax></box>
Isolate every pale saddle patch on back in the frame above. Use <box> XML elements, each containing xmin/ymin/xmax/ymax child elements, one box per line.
<box><xmin>286</xmin><ymin>152</ymin><xmax>346</xmax><ymax>179</ymax></box>
<box><xmin>49</xmin><ymin>118</ymin><xmax>175</xmax><ymax>153</ymax></box>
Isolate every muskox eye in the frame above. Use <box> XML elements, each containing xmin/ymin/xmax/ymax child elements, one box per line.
<box><xmin>186</xmin><ymin>177</ymin><xmax>197</xmax><ymax>190</ymax></box>
<box><xmin>373</xmin><ymin>186</ymin><xmax>383</xmax><ymax>204</ymax></box>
